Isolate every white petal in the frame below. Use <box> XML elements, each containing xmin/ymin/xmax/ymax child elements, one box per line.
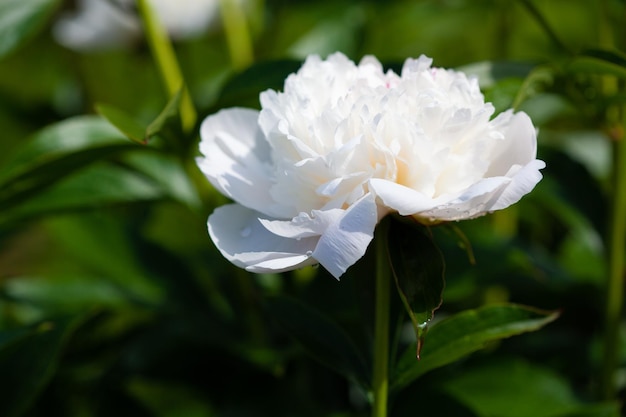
<box><xmin>259</xmin><ymin>209</ymin><xmax>345</xmax><ymax>239</ymax></box>
<box><xmin>198</xmin><ymin>108</ymin><xmax>290</xmax><ymax>218</ymax></box>
<box><xmin>418</xmin><ymin>177</ymin><xmax>511</xmax><ymax>221</ymax></box>
<box><xmin>487</xmin><ymin>111</ymin><xmax>538</xmax><ymax>176</ymax></box>
<box><xmin>369</xmin><ymin>179</ymin><xmax>441</xmax><ymax>215</ymax></box>
<box><xmin>208</xmin><ymin>204</ymin><xmax>318</xmax><ymax>273</ymax></box>
<box><xmin>490</xmin><ymin>159</ymin><xmax>546</xmax><ymax>210</ymax></box>
<box><xmin>312</xmin><ymin>193</ymin><xmax>378</xmax><ymax>279</ymax></box>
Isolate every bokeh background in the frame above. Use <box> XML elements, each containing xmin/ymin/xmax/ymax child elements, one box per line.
<box><xmin>0</xmin><ymin>0</ymin><xmax>624</xmax><ymax>416</ymax></box>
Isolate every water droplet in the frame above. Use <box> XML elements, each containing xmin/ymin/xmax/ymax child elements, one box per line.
<box><xmin>240</xmin><ymin>227</ymin><xmax>251</xmax><ymax>237</ymax></box>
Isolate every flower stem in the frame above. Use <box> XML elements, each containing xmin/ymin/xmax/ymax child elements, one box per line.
<box><xmin>598</xmin><ymin>0</ymin><xmax>625</xmax><ymax>400</ymax></box>
<box><xmin>600</xmin><ymin>111</ymin><xmax>626</xmax><ymax>400</ymax></box>
<box><xmin>372</xmin><ymin>220</ymin><xmax>390</xmax><ymax>417</ymax></box>
<box><xmin>219</xmin><ymin>0</ymin><xmax>254</xmax><ymax>70</ymax></box>
<box><xmin>137</xmin><ymin>0</ymin><xmax>197</xmax><ymax>133</ymax></box>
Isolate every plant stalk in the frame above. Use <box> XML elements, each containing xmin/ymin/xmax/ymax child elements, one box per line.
<box><xmin>137</xmin><ymin>0</ymin><xmax>197</xmax><ymax>133</ymax></box>
<box><xmin>219</xmin><ymin>0</ymin><xmax>254</xmax><ymax>70</ymax></box>
<box><xmin>598</xmin><ymin>0</ymin><xmax>625</xmax><ymax>400</ymax></box>
<box><xmin>372</xmin><ymin>221</ymin><xmax>390</xmax><ymax>417</ymax></box>
<box><xmin>600</xmin><ymin>114</ymin><xmax>626</xmax><ymax>400</ymax></box>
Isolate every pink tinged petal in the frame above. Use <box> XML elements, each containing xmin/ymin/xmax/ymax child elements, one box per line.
<box><xmin>208</xmin><ymin>204</ymin><xmax>319</xmax><ymax>274</ymax></box>
<box><xmin>198</xmin><ymin>108</ymin><xmax>290</xmax><ymax>219</ymax></box>
<box><xmin>490</xmin><ymin>159</ymin><xmax>546</xmax><ymax>211</ymax></box>
<box><xmin>312</xmin><ymin>193</ymin><xmax>378</xmax><ymax>280</ymax></box>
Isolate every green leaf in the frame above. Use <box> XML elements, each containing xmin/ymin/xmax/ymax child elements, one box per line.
<box><xmin>441</xmin><ymin>357</ymin><xmax>618</xmax><ymax>417</ymax></box>
<box><xmin>387</xmin><ymin>218</ymin><xmax>445</xmax><ymax>358</ymax></box>
<box><xmin>0</xmin><ymin>315</ymin><xmax>86</xmax><ymax>417</ymax></box>
<box><xmin>43</xmin><ymin>213</ymin><xmax>165</xmax><ymax>307</ymax></box>
<box><xmin>458</xmin><ymin>61</ymin><xmax>535</xmax><ymax>89</ymax></box>
<box><xmin>568</xmin><ymin>49</ymin><xmax>626</xmax><ymax>79</ymax></box>
<box><xmin>392</xmin><ymin>304</ymin><xmax>559</xmax><ymax>390</ymax></box>
<box><xmin>264</xmin><ymin>296</ymin><xmax>370</xmax><ymax>388</ymax></box>
<box><xmin>556</xmin><ymin>404</ymin><xmax>621</xmax><ymax>417</ymax></box>
<box><xmin>126</xmin><ymin>378</ymin><xmax>214</xmax><ymax>417</ymax></box>
<box><xmin>511</xmin><ymin>65</ymin><xmax>555</xmax><ymax>109</ymax></box>
<box><xmin>0</xmin><ymin>116</ymin><xmax>136</xmax><ymax>210</ymax></box>
<box><xmin>120</xmin><ymin>152</ymin><xmax>201</xmax><ymax>210</ymax></box>
<box><xmin>145</xmin><ymin>87</ymin><xmax>183</xmax><ymax>139</ymax></box>
<box><xmin>96</xmin><ymin>104</ymin><xmax>148</xmax><ymax>144</ymax></box>
<box><xmin>0</xmin><ymin>0</ymin><xmax>61</xmax><ymax>59</ymax></box>
<box><xmin>0</xmin><ymin>162</ymin><xmax>164</xmax><ymax>226</ymax></box>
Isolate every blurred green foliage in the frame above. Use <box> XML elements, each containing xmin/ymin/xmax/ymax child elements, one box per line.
<box><xmin>0</xmin><ymin>0</ymin><xmax>625</xmax><ymax>416</ymax></box>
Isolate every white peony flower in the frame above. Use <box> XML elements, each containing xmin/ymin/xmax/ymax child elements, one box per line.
<box><xmin>197</xmin><ymin>53</ymin><xmax>545</xmax><ymax>279</ymax></box>
<box><xmin>53</xmin><ymin>0</ymin><xmax>219</xmax><ymax>51</ymax></box>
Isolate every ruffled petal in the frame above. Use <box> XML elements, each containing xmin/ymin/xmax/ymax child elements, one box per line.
<box><xmin>417</xmin><ymin>177</ymin><xmax>511</xmax><ymax>221</ymax></box>
<box><xmin>369</xmin><ymin>179</ymin><xmax>441</xmax><ymax>215</ymax></box>
<box><xmin>312</xmin><ymin>193</ymin><xmax>378</xmax><ymax>279</ymax></box>
<box><xmin>489</xmin><ymin>159</ymin><xmax>546</xmax><ymax>211</ymax></box>
<box><xmin>208</xmin><ymin>204</ymin><xmax>318</xmax><ymax>274</ymax></box>
<box><xmin>198</xmin><ymin>108</ymin><xmax>291</xmax><ymax>218</ymax></box>
<box><xmin>259</xmin><ymin>209</ymin><xmax>345</xmax><ymax>239</ymax></box>
<box><xmin>487</xmin><ymin>111</ymin><xmax>538</xmax><ymax>176</ymax></box>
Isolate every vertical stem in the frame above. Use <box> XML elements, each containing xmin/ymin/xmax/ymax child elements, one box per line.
<box><xmin>372</xmin><ymin>221</ymin><xmax>390</xmax><ymax>417</ymax></box>
<box><xmin>137</xmin><ymin>0</ymin><xmax>197</xmax><ymax>132</ymax></box>
<box><xmin>598</xmin><ymin>0</ymin><xmax>626</xmax><ymax>401</ymax></box>
<box><xmin>600</xmin><ymin>114</ymin><xmax>626</xmax><ymax>400</ymax></box>
<box><xmin>219</xmin><ymin>0</ymin><xmax>254</xmax><ymax>70</ymax></box>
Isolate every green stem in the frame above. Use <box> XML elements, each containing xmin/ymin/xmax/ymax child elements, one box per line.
<box><xmin>137</xmin><ymin>0</ymin><xmax>197</xmax><ymax>133</ymax></box>
<box><xmin>219</xmin><ymin>0</ymin><xmax>254</xmax><ymax>70</ymax></box>
<box><xmin>372</xmin><ymin>221</ymin><xmax>390</xmax><ymax>417</ymax></box>
<box><xmin>598</xmin><ymin>0</ymin><xmax>625</xmax><ymax>401</ymax></box>
<box><xmin>518</xmin><ymin>0</ymin><xmax>573</xmax><ymax>55</ymax></box>
<box><xmin>600</xmin><ymin>114</ymin><xmax>626</xmax><ymax>400</ymax></box>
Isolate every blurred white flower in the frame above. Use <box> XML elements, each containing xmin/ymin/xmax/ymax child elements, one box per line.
<box><xmin>197</xmin><ymin>53</ymin><xmax>545</xmax><ymax>279</ymax></box>
<box><xmin>53</xmin><ymin>0</ymin><xmax>219</xmax><ymax>51</ymax></box>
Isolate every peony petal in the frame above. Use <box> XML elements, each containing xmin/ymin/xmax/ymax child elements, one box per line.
<box><xmin>487</xmin><ymin>111</ymin><xmax>538</xmax><ymax>176</ymax></box>
<box><xmin>198</xmin><ymin>108</ymin><xmax>291</xmax><ymax>218</ymax></box>
<box><xmin>369</xmin><ymin>179</ymin><xmax>441</xmax><ymax>215</ymax></box>
<box><xmin>259</xmin><ymin>209</ymin><xmax>345</xmax><ymax>239</ymax></box>
<box><xmin>489</xmin><ymin>159</ymin><xmax>546</xmax><ymax>211</ymax></box>
<box><xmin>208</xmin><ymin>204</ymin><xmax>319</xmax><ymax>273</ymax></box>
<box><xmin>417</xmin><ymin>177</ymin><xmax>511</xmax><ymax>221</ymax></box>
<box><xmin>312</xmin><ymin>193</ymin><xmax>378</xmax><ymax>279</ymax></box>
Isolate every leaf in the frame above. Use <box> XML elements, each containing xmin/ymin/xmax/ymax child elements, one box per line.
<box><xmin>0</xmin><ymin>116</ymin><xmax>136</xmax><ymax>210</ymax></box>
<box><xmin>441</xmin><ymin>357</ymin><xmax>619</xmax><ymax>417</ymax></box>
<box><xmin>0</xmin><ymin>162</ymin><xmax>165</xmax><ymax>226</ymax></box>
<box><xmin>120</xmin><ymin>152</ymin><xmax>201</xmax><ymax>210</ymax></box>
<box><xmin>97</xmin><ymin>88</ymin><xmax>183</xmax><ymax>147</ymax></box>
<box><xmin>145</xmin><ymin>87</ymin><xmax>183</xmax><ymax>139</ymax></box>
<box><xmin>0</xmin><ymin>0</ymin><xmax>61</xmax><ymax>59</ymax></box>
<box><xmin>264</xmin><ymin>296</ymin><xmax>370</xmax><ymax>388</ymax></box>
<box><xmin>126</xmin><ymin>378</ymin><xmax>214</xmax><ymax>417</ymax></box>
<box><xmin>96</xmin><ymin>104</ymin><xmax>148</xmax><ymax>144</ymax></box>
<box><xmin>392</xmin><ymin>304</ymin><xmax>559</xmax><ymax>390</ymax></box>
<box><xmin>511</xmin><ymin>65</ymin><xmax>555</xmax><ymax>109</ymax></box>
<box><xmin>387</xmin><ymin>218</ymin><xmax>445</xmax><ymax>358</ymax></box>
<box><xmin>458</xmin><ymin>61</ymin><xmax>535</xmax><ymax>89</ymax></box>
<box><xmin>0</xmin><ymin>315</ymin><xmax>86</xmax><ymax>417</ymax></box>
<box><xmin>568</xmin><ymin>49</ymin><xmax>626</xmax><ymax>79</ymax></box>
